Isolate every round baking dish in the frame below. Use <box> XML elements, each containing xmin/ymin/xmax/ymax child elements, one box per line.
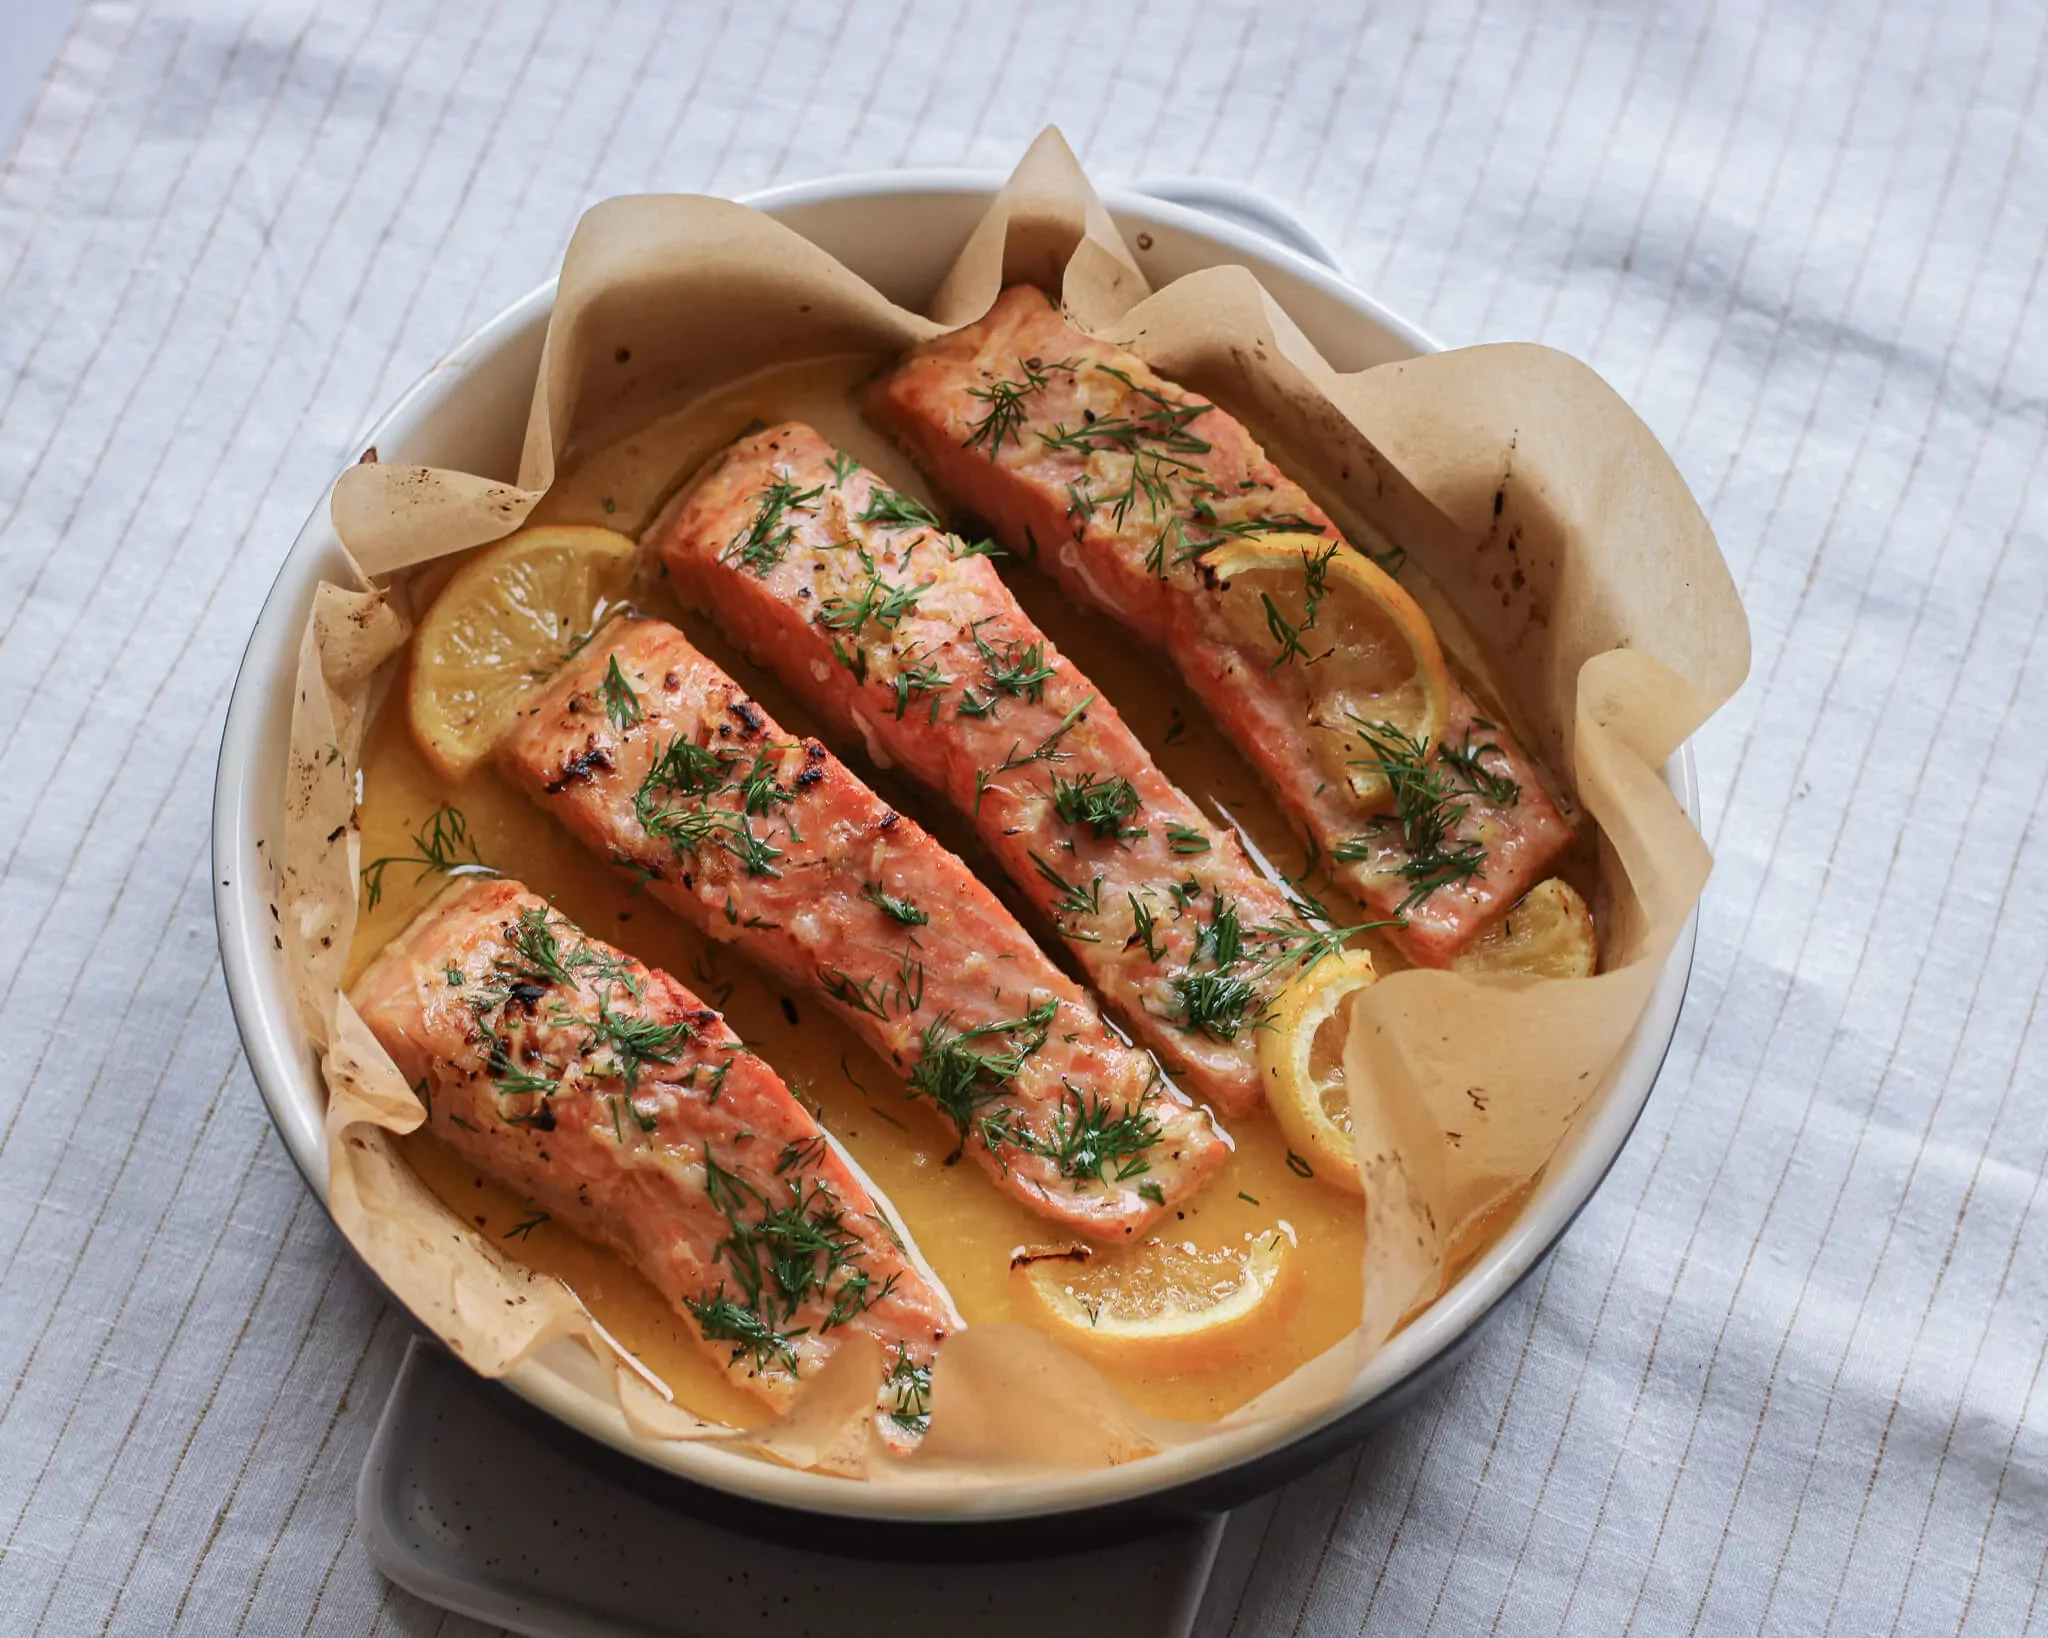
<box><xmin>213</xmin><ymin>173</ymin><xmax>1699</xmax><ymax>1557</ymax></box>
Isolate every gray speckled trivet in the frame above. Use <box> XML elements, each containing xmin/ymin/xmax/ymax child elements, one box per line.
<box><xmin>359</xmin><ymin>1341</ymin><xmax>1273</xmax><ymax>1638</ymax></box>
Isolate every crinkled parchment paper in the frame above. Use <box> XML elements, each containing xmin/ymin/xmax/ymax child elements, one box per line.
<box><xmin>279</xmin><ymin>128</ymin><xmax>1747</xmax><ymax>1483</ymax></box>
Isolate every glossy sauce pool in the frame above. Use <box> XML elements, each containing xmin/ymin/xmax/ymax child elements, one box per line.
<box><xmin>349</xmin><ymin>356</ymin><xmax>1588</xmax><ymax>1428</ymax></box>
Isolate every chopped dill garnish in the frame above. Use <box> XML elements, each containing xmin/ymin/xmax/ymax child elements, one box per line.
<box><xmin>1262</xmin><ymin>591</ymin><xmax>1310</xmax><ymax>670</ymax></box>
<box><xmin>974</xmin><ymin>694</ymin><xmax>1093</xmax><ymax>813</ymax></box>
<box><xmin>1016</xmin><ymin>1083</ymin><xmax>1161</xmax><ymax>1184</ymax></box>
<box><xmin>1301</xmin><ymin>541</ymin><xmax>1339</xmax><ymax>629</ymax></box>
<box><xmin>639</xmin><ymin>734</ymin><xmax>728</xmax><ymax>797</ymax></box>
<box><xmin>1039</xmin><ymin>364</ymin><xmax>1212</xmax><ymax>457</ymax></box>
<box><xmin>905</xmin><ymin>1000</ymin><xmax>1059</xmax><ymax>1158</ymax></box>
<box><xmin>856</xmin><ymin>485</ymin><xmax>942</xmax><ymax>533</ymax></box>
<box><xmin>885</xmin><ymin>1345</ymin><xmax>932</xmax><ymax>1434</ymax></box>
<box><xmin>492</xmin><ymin>1065</ymin><xmax>557</xmax><ymax>1098</ymax></box>
<box><xmin>723</xmin><ymin>476</ymin><xmax>823</xmax><ymax>576</ymax></box>
<box><xmin>1193</xmin><ymin>892</ymin><xmax>1244</xmax><ymax>970</ymax></box>
<box><xmin>1051</xmin><ymin>772</ymin><xmax>1144</xmax><ymax>840</ymax></box>
<box><xmin>1169</xmin><ymin>970</ymin><xmax>1262</xmax><ymax>1041</ymax></box>
<box><xmin>685</xmin><ymin>1289</ymin><xmax>806</xmax><ymax>1375</ymax></box>
<box><xmin>970</xmin><ymin>620</ymin><xmax>1057</xmax><ymax>703</ymax></box>
<box><xmin>503</xmin><ymin>1208</ymin><xmax>549</xmax><ymax>1241</ymax></box>
<box><xmin>1126</xmin><ymin>893</ymin><xmax>1164</xmax><ymax>961</ymax></box>
<box><xmin>585</xmin><ymin>998</ymin><xmax>695</xmax><ymax>1089</ymax></box>
<box><xmin>777</xmin><ymin>1133</ymin><xmax>830</xmax><ymax>1175</ymax></box>
<box><xmin>1030</xmin><ymin>852</ymin><xmax>1104</xmax><ymax>919</ymax></box>
<box><xmin>817</xmin><ymin>965</ymin><xmax>891</xmax><ymax>1019</ymax></box>
<box><xmin>600</xmin><ymin>654</ymin><xmax>643</xmax><ymax>732</ymax></box>
<box><xmin>1347</xmin><ymin>718</ymin><xmax>1488</xmax><ymax>911</ymax></box>
<box><xmin>361</xmin><ymin>804</ymin><xmax>488</xmax><ymax>910</ymax></box>
<box><xmin>1137</xmin><ymin>1181</ymin><xmax>1166</xmax><ymax>1206</ymax></box>
<box><xmin>861</xmin><ymin>882</ymin><xmax>928</xmax><ymax>926</ymax></box>
<box><xmin>632</xmin><ymin>734</ymin><xmax>784</xmax><ymax>878</ymax></box>
<box><xmin>696</xmin><ymin>1144</ymin><xmax>893</xmax><ymax>1360</ymax></box>
<box><xmin>1438</xmin><ymin>724</ymin><xmax>1522</xmax><ymax>808</ymax></box>
<box><xmin>815</xmin><ymin>548</ymin><xmax>931</xmax><ymax>648</ymax></box>
<box><xmin>1165</xmin><ymin>822</ymin><xmax>1210</xmax><ymax>854</ymax></box>
<box><xmin>963</xmin><ymin>355</ymin><xmax>1076</xmax><ymax>459</ymax></box>
<box><xmin>890</xmin><ymin>654</ymin><xmax>953</xmax><ymax>720</ymax></box>
<box><xmin>826</xmin><ymin>449</ymin><xmax>858</xmax><ymax>485</ymax></box>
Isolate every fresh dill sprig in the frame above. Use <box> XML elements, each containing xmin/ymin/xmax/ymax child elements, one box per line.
<box><xmin>723</xmin><ymin>476</ymin><xmax>824</xmax><ymax>576</ymax></box>
<box><xmin>777</xmin><ymin>1133</ymin><xmax>831</xmax><ymax>1175</ymax></box>
<box><xmin>686</xmin><ymin>1288</ymin><xmax>806</xmax><ymax>1375</ymax></box>
<box><xmin>1039</xmin><ymin>364</ymin><xmax>1212</xmax><ymax>457</ymax></box>
<box><xmin>890</xmin><ymin>653</ymin><xmax>953</xmax><ymax>721</ymax></box>
<box><xmin>730</xmin><ymin>749</ymin><xmax>794</xmax><ymax>816</ymax></box>
<box><xmin>1262</xmin><ymin>592</ymin><xmax>1310</xmax><ymax>671</ymax></box>
<box><xmin>1438</xmin><ymin>724</ymin><xmax>1522</xmax><ymax>808</ymax></box>
<box><xmin>856</xmin><ymin>485</ymin><xmax>942</xmax><ymax>533</ymax></box>
<box><xmin>1301</xmin><ymin>541</ymin><xmax>1339</xmax><ymax>629</ymax></box>
<box><xmin>974</xmin><ymin>694</ymin><xmax>1094</xmax><ymax>813</ymax></box>
<box><xmin>861</xmin><ymin>882</ymin><xmax>929</xmax><ymax>926</ymax></box>
<box><xmin>1126</xmin><ymin>893</ymin><xmax>1164</xmax><ymax>961</ymax></box>
<box><xmin>1248</xmin><ymin>892</ymin><xmax>1399</xmax><ymax>979</ymax></box>
<box><xmin>1168</xmin><ymin>970</ymin><xmax>1263</xmax><ymax>1041</ymax></box>
<box><xmin>1030</xmin><ymin>852</ymin><xmax>1104</xmax><ymax>919</ymax></box>
<box><xmin>361</xmin><ymin>804</ymin><xmax>487</xmax><ymax>910</ymax></box>
<box><xmin>599</xmin><ymin>655</ymin><xmax>643</xmax><ymax>732</ymax></box>
<box><xmin>1347</xmin><ymin>718</ymin><xmax>1488</xmax><ymax>911</ymax></box>
<box><xmin>963</xmin><ymin>355</ymin><xmax>1076</xmax><ymax>459</ymax></box>
<box><xmin>1015</xmin><ymin>1083</ymin><xmax>1161</xmax><ymax>1184</ymax></box>
<box><xmin>503</xmin><ymin>1208</ymin><xmax>550</xmax><ymax>1241</ymax></box>
<box><xmin>492</xmin><ymin>1065</ymin><xmax>557</xmax><ymax>1099</ymax></box>
<box><xmin>1050</xmin><ymin>772</ymin><xmax>1144</xmax><ymax>840</ymax></box>
<box><xmin>631</xmin><ymin>734</ymin><xmax>785</xmax><ymax>878</ymax></box>
<box><xmin>1193</xmin><ymin>892</ymin><xmax>1244</xmax><ymax>970</ymax></box>
<box><xmin>826</xmin><ymin>450</ymin><xmax>858</xmax><ymax>485</ymax></box>
<box><xmin>639</xmin><ymin>734</ymin><xmax>728</xmax><ymax>797</ymax></box>
<box><xmin>969</xmin><ymin>620</ymin><xmax>1057</xmax><ymax>703</ymax></box>
<box><xmin>885</xmin><ymin>1345</ymin><xmax>933</xmax><ymax>1435</ymax></box>
<box><xmin>905</xmin><ymin>1000</ymin><xmax>1059</xmax><ymax>1158</ymax></box>
<box><xmin>817</xmin><ymin>965</ymin><xmax>892</xmax><ymax>1019</ymax></box>
<box><xmin>493</xmin><ymin>904</ymin><xmax>632</xmax><ymax>993</ymax></box>
<box><xmin>815</xmin><ymin>549</ymin><xmax>931</xmax><ymax>646</ymax></box>
<box><xmin>585</xmin><ymin>997</ymin><xmax>696</xmax><ymax>1090</ymax></box>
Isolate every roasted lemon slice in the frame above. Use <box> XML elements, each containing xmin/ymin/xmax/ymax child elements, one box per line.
<box><xmin>1010</xmin><ymin>1232</ymin><xmax>1298</xmax><ymax>1370</ymax></box>
<box><xmin>1449</xmin><ymin>877</ymin><xmax>1599</xmax><ymax>979</ymax></box>
<box><xmin>1201</xmin><ymin>535</ymin><xmax>1449</xmax><ymax>808</ymax></box>
<box><xmin>1258</xmin><ymin>950</ymin><xmax>1378</xmax><ymax>1194</ymax></box>
<box><xmin>410</xmin><ymin>525</ymin><xmax>637</xmax><ymax>778</ymax></box>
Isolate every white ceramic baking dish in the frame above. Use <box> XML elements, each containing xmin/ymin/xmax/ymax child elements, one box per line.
<box><xmin>213</xmin><ymin>172</ymin><xmax>1698</xmax><ymax>1550</ymax></box>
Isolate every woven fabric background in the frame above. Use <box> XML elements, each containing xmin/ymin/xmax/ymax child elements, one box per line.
<box><xmin>1</xmin><ymin>1</ymin><xmax>2043</xmax><ymax>1632</ymax></box>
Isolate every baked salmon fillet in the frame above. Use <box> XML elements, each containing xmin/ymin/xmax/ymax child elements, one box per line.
<box><xmin>496</xmin><ymin>618</ymin><xmax>1228</xmax><ymax>1239</ymax></box>
<box><xmin>868</xmin><ymin>285</ymin><xmax>1576</xmax><ymax>964</ymax></box>
<box><xmin>647</xmin><ymin>421</ymin><xmax>1362</xmax><ymax>1116</ymax></box>
<box><xmin>349</xmin><ymin>877</ymin><xmax>953</xmax><ymax>1443</ymax></box>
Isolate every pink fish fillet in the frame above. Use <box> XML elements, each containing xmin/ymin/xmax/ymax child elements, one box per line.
<box><xmin>868</xmin><ymin>284</ymin><xmax>1577</xmax><ymax>965</ymax></box>
<box><xmin>349</xmin><ymin>876</ymin><xmax>955</xmax><ymax>1444</ymax></box>
<box><xmin>494</xmin><ymin>618</ymin><xmax>1230</xmax><ymax>1240</ymax></box>
<box><xmin>646</xmin><ymin>421</ymin><xmax>1353</xmax><ymax>1116</ymax></box>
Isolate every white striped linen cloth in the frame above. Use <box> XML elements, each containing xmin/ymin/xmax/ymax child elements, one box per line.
<box><xmin>1</xmin><ymin>1</ymin><xmax>2043</xmax><ymax>1632</ymax></box>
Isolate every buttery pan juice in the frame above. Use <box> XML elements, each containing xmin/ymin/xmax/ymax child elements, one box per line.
<box><xmin>348</xmin><ymin>354</ymin><xmax>1577</xmax><ymax>1428</ymax></box>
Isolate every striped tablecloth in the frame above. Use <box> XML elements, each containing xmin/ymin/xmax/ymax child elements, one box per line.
<box><xmin>3</xmin><ymin>2</ymin><xmax>2044</xmax><ymax>1632</ymax></box>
